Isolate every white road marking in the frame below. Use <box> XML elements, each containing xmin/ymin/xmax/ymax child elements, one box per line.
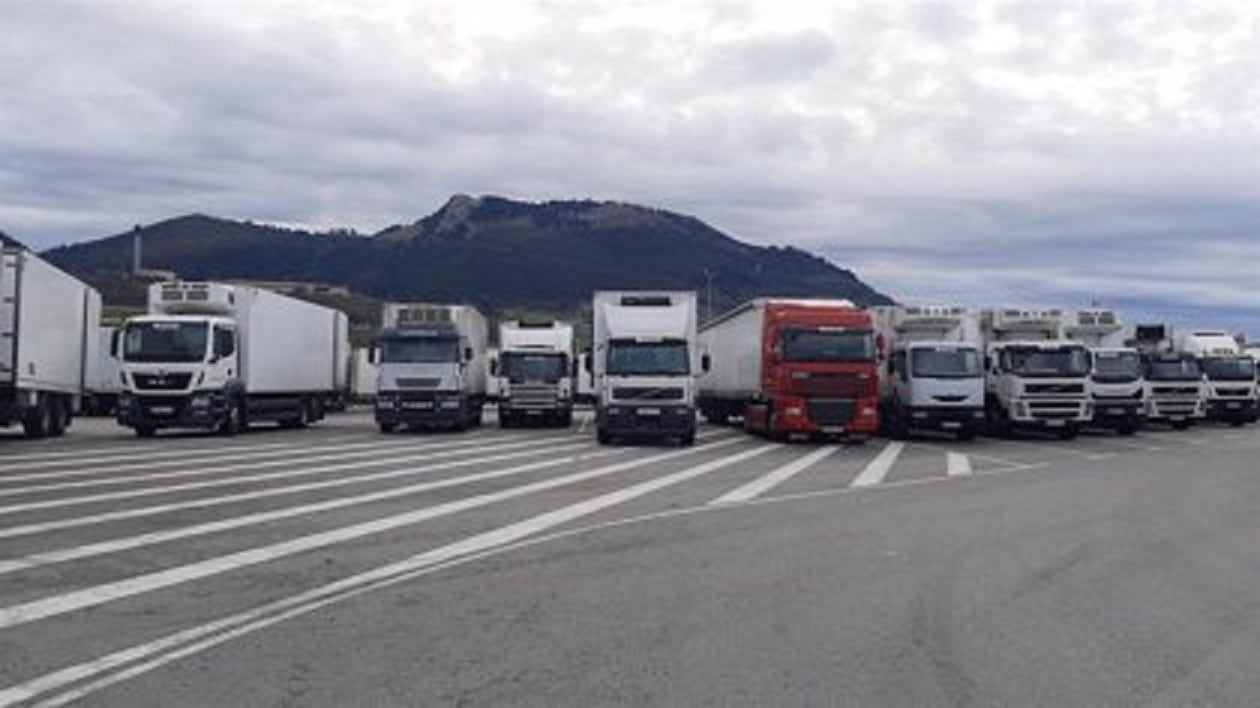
<box><xmin>0</xmin><ymin>438</ymin><xmax>607</xmax><ymax>540</ymax></box>
<box><xmin>0</xmin><ymin>438</ymin><xmax>746</xmax><ymax>631</ymax></box>
<box><xmin>0</xmin><ymin>440</ymin><xmax>300</xmax><ymax>474</ymax></box>
<box><xmin>0</xmin><ymin>440</ymin><xmax>772</xmax><ymax>707</ymax></box>
<box><xmin>709</xmin><ymin>445</ymin><xmax>829</xmax><ymax>505</ymax></box>
<box><xmin>946</xmin><ymin>452</ymin><xmax>972</xmax><ymax>477</ymax></box>
<box><xmin>0</xmin><ymin>444</ymin><xmax>617</xmax><ymax>576</ymax></box>
<box><xmin>0</xmin><ymin>436</ymin><xmax>570</xmax><ymax>517</ymax></box>
<box><xmin>850</xmin><ymin>442</ymin><xmax>904</xmax><ymax>488</ymax></box>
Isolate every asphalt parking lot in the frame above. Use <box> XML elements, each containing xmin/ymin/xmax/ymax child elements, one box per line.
<box><xmin>2</xmin><ymin>409</ymin><xmax>1259</xmax><ymax>706</ymax></box>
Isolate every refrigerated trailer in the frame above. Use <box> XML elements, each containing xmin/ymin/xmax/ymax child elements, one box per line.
<box><xmin>870</xmin><ymin>305</ymin><xmax>984</xmax><ymax>440</ymax></box>
<box><xmin>494</xmin><ymin>321</ymin><xmax>575</xmax><ymax>427</ymax></box>
<box><xmin>374</xmin><ymin>303</ymin><xmax>488</xmax><ymax>432</ymax></box>
<box><xmin>83</xmin><ymin>325</ymin><xmax>123</xmax><ymax>415</ymax></box>
<box><xmin>593</xmin><ymin>291</ymin><xmax>701</xmax><ymax>445</ymax></box>
<box><xmin>0</xmin><ymin>248</ymin><xmax>102</xmax><ymax>438</ymax></box>
<box><xmin>699</xmin><ymin>298</ymin><xmax>879</xmax><ymax>441</ymax></box>
<box><xmin>981</xmin><ymin>308</ymin><xmax>1093</xmax><ymax>438</ymax></box>
<box><xmin>116</xmin><ymin>282</ymin><xmax>350</xmax><ymax>437</ymax></box>
<box><xmin>1063</xmin><ymin>309</ymin><xmax>1145</xmax><ymax>435</ymax></box>
<box><xmin>1175</xmin><ymin>330</ymin><xmax>1257</xmax><ymax>425</ymax></box>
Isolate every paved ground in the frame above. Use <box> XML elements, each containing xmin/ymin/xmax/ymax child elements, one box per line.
<box><xmin>1</xmin><ymin>409</ymin><xmax>1259</xmax><ymax>706</ymax></box>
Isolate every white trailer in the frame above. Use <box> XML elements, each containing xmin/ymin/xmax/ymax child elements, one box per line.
<box><xmin>374</xmin><ymin>303</ymin><xmax>488</xmax><ymax>432</ymax></box>
<box><xmin>1131</xmin><ymin>324</ymin><xmax>1205</xmax><ymax>429</ymax></box>
<box><xmin>84</xmin><ymin>325</ymin><xmax>123</xmax><ymax>415</ymax></box>
<box><xmin>0</xmin><ymin>248</ymin><xmax>102</xmax><ymax>438</ymax></box>
<box><xmin>1175</xmin><ymin>330</ymin><xmax>1256</xmax><ymax>425</ymax></box>
<box><xmin>117</xmin><ymin>282</ymin><xmax>351</xmax><ymax>437</ymax></box>
<box><xmin>1063</xmin><ymin>309</ymin><xmax>1144</xmax><ymax>435</ymax></box>
<box><xmin>349</xmin><ymin>346</ymin><xmax>378</xmax><ymax>403</ymax></box>
<box><xmin>981</xmin><ymin>308</ymin><xmax>1093</xmax><ymax>438</ymax></box>
<box><xmin>592</xmin><ymin>291</ymin><xmax>700</xmax><ymax>445</ymax></box>
<box><xmin>870</xmin><ymin>305</ymin><xmax>985</xmax><ymax>440</ymax></box>
<box><xmin>495</xmin><ymin>321</ymin><xmax>575</xmax><ymax>427</ymax></box>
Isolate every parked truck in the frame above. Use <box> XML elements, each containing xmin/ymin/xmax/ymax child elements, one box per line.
<box><xmin>494</xmin><ymin>321</ymin><xmax>575</xmax><ymax>427</ymax></box>
<box><xmin>1132</xmin><ymin>324</ymin><xmax>1205</xmax><ymax>430</ymax></box>
<box><xmin>592</xmin><ymin>291</ymin><xmax>701</xmax><ymax>445</ymax></box>
<box><xmin>870</xmin><ymin>305</ymin><xmax>984</xmax><ymax>440</ymax></box>
<box><xmin>698</xmin><ymin>298</ymin><xmax>878</xmax><ymax>441</ymax></box>
<box><xmin>1175</xmin><ymin>330</ymin><xmax>1257</xmax><ymax>425</ymax></box>
<box><xmin>374</xmin><ymin>303</ymin><xmax>488</xmax><ymax>432</ymax></box>
<box><xmin>83</xmin><ymin>325</ymin><xmax>123</xmax><ymax>416</ymax></box>
<box><xmin>116</xmin><ymin>282</ymin><xmax>350</xmax><ymax>437</ymax></box>
<box><xmin>981</xmin><ymin>308</ymin><xmax>1094</xmax><ymax>438</ymax></box>
<box><xmin>1063</xmin><ymin>308</ymin><xmax>1145</xmax><ymax>435</ymax></box>
<box><xmin>349</xmin><ymin>346</ymin><xmax>378</xmax><ymax>404</ymax></box>
<box><xmin>0</xmin><ymin>247</ymin><xmax>102</xmax><ymax>438</ymax></box>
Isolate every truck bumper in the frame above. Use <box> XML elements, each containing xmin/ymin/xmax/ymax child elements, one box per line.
<box><xmin>116</xmin><ymin>393</ymin><xmax>226</xmax><ymax>430</ymax></box>
<box><xmin>772</xmin><ymin>396</ymin><xmax>880</xmax><ymax>437</ymax></box>
<box><xmin>375</xmin><ymin>392</ymin><xmax>471</xmax><ymax>427</ymax></box>
<box><xmin>597</xmin><ymin>404</ymin><xmax>695</xmax><ymax>439</ymax></box>
<box><xmin>904</xmin><ymin>406</ymin><xmax>986</xmax><ymax>432</ymax></box>
<box><xmin>1207</xmin><ymin>399</ymin><xmax>1258</xmax><ymax>422</ymax></box>
<box><xmin>1090</xmin><ymin>400</ymin><xmax>1144</xmax><ymax>428</ymax></box>
<box><xmin>500</xmin><ymin>401</ymin><xmax>573</xmax><ymax>419</ymax></box>
<box><xmin>1005</xmin><ymin>398</ymin><xmax>1093</xmax><ymax>427</ymax></box>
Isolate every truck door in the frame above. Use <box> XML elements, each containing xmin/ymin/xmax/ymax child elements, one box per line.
<box><xmin>213</xmin><ymin>326</ymin><xmax>238</xmax><ymax>384</ymax></box>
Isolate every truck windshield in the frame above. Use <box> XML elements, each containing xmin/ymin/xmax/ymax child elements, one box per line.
<box><xmin>122</xmin><ymin>321</ymin><xmax>208</xmax><ymax>363</ymax></box>
<box><xmin>1003</xmin><ymin>346</ymin><xmax>1090</xmax><ymax>377</ymax></box>
<box><xmin>380</xmin><ymin>336</ymin><xmax>460</xmax><ymax>364</ymax></box>
<box><xmin>1146</xmin><ymin>359</ymin><xmax>1202</xmax><ymax>381</ymax></box>
<box><xmin>606</xmin><ymin>340</ymin><xmax>689</xmax><ymax>376</ymax></box>
<box><xmin>910</xmin><ymin>347</ymin><xmax>981</xmax><ymax>379</ymax></box>
<box><xmin>1202</xmin><ymin>357</ymin><xmax>1255</xmax><ymax>381</ymax></box>
<box><xmin>781</xmin><ymin>328</ymin><xmax>874</xmax><ymax>363</ymax></box>
<box><xmin>1093</xmin><ymin>351</ymin><xmax>1142</xmax><ymax>383</ymax></box>
<box><xmin>501</xmin><ymin>352</ymin><xmax>567</xmax><ymax>382</ymax></box>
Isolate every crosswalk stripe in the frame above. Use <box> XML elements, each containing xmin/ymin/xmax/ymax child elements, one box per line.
<box><xmin>851</xmin><ymin>442</ymin><xmax>904</xmax><ymax>488</ymax></box>
<box><xmin>946</xmin><ymin>452</ymin><xmax>972</xmax><ymax>477</ymax></box>
<box><xmin>709</xmin><ymin>446</ymin><xmax>830</xmax><ymax>505</ymax></box>
<box><xmin>0</xmin><ymin>438</ymin><xmax>747</xmax><ymax>632</ymax></box>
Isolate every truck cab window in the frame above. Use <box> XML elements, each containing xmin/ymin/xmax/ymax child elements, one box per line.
<box><xmin>215</xmin><ymin>328</ymin><xmax>236</xmax><ymax>359</ymax></box>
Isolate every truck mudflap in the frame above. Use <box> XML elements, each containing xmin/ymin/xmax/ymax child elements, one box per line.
<box><xmin>116</xmin><ymin>392</ymin><xmax>227</xmax><ymax>430</ymax></box>
<box><xmin>376</xmin><ymin>391</ymin><xmax>480</xmax><ymax>430</ymax></box>
<box><xmin>597</xmin><ymin>404</ymin><xmax>695</xmax><ymax>442</ymax></box>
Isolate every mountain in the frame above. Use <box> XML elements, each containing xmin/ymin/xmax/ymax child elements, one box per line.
<box><xmin>41</xmin><ymin>195</ymin><xmax>893</xmax><ymax>313</ymax></box>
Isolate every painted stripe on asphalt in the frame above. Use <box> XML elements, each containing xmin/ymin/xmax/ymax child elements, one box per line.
<box><xmin>0</xmin><ymin>440</ymin><xmax>772</xmax><ymax>707</ymax></box>
<box><xmin>850</xmin><ymin>442</ymin><xmax>904</xmax><ymax>488</ymax></box>
<box><xmin>709</xmin><ymin>445</ymin><xmax>829</xmax><ymax>505</ymax></box>
<box><xmin>946</xmin><ymin>452</ymin><xmax>972</xmax><ymax>477</ymax></box>
<box><xmin>0</xmin><ymin>436</ymin><xmax>571</xmax><ymax>517</ymax></box>
<box><xmin>0</xmin><ymin>438</ymin><xmax>747</xmax><ymax>631</ymax></box>
<box><xmin>0</xmin><ymin>443</ymin><xmax>615</xmax><ymax>576</ymax></box>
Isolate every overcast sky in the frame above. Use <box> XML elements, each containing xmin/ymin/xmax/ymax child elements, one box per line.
<box><xmin>3</xmin><ymin>0</ymin><xmax>1259</xmax><ymax>331</ymax></box>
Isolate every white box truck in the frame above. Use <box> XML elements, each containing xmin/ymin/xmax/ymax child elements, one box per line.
<box><xmin>349</xmin><ymin>346</ymin><xmax>378</xmax><ymax>404</ymax></box>
<box><xmin>84</xmin><ymin>325</ymin><xmax>123</xmax><ymax>415</ymax></box>
<box><xmin>0</xmin><ymin>247</ymin><xmax>102</xmax><ymax>438</ymax></box>
<box><xmin>1133</xmin><ymin>324</ymin><xmax>1205</xmax><ymax>430</ymax></box>
<box><xmin>373</xmin><ymin>303</ymin><xmax>488</xmax><ymax>432</ymax></box>
<box><xmin>494</xmin><ymin>321</ymin><xmax>575</xmax><ymax>427</ymax></box>
<box><xmin>1063</xmin><ymin>309</ymin><xmax>1145</xmax><ymax>435</ymax></box>
<box><xmin>116</xmin><ymin>282</ymin><xmax>351</xmax><ymax>437</ymax></box>
<box><xmin>1175</xmin><ymin>330</ymin><xmax>1257</xmax><ymax>425</ymax></box>
<box><xmin>981</xmin><ymin>308</ymin><xmax>1093</xmax><ymax>439</ymax></box>
<box><xmin>871</xmin><ymin>305</ymin><xmax>985</xmax><ymax>440</ymax></box>
<box><xmin>592</xmin><ymin>291</ymin><xmax>701</xmax><ymax>445</ymax></box>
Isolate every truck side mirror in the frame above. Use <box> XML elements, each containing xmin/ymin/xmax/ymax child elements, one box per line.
<box><xmin>701</xmin><ymin>353</ymin><xmax>711</xmax><ymax>372</ymax></box>
<box><xmin>489</xmin><ymin>358</ymin><xmax>498</xmax><ymax>376</ymax></box>
<box><xmin>876</xmin><ymin>334</ymin><xmax>886</xmax><ymax>359</ymax></box>
<box><xmin>464</xmin><ymin>346</ymin><xmax>473</xmax><ymax>362</ymax></box>
<box><xmin>110</xmin><ymin>330</ymin><xmax>122</xmax><ymax>358</ymax></box>
<box><xmin>570</xmin><ymin>358</ymin><xmax>579</xmax><ymax>378</ymax></box>
<box><xmin>984</xmin><ymin>355</ymin><xmax>993</xmax><ymax>372</ymax></box>
<box><xmin>584</xmin><ymin>356</ymin><xmax>592</xmax><ymax>374</ymax></box>
<box><xmin>368</xmin><ymin>346</ymin><xmax>379</xmax><ymax>365</ymax></box>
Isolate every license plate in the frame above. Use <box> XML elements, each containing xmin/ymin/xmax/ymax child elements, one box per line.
<box><xmin>1227</xmin><ymin>402</ymin><xmax>1241</xmax><ymax>409</ymax></box>
<box><xmin>403</xmin><ymin>401</ymin><xmax>432</xmax><ymax>409</ymax></box>
<box><xmin>149</xmin><ymin>406</ymin><xmax>174</xmax><ymax>415</ymax></box>
<box><xmin>1107</xmin><ymin>408</ymin><xmax>1127</xmax><ymax>415</ymax></box>
<box><xmin>822</xmin><ymin>426</ymin><xmax>845</xmax><ymax>433</ymax></box>
<box><xmin>940</xmin><ymin>421</ymin><xmax>961</xmax><ymax>430</ymax></box>
<box><xmin>1170</xmin><ymin>416</ymin><xmax>1186</xmax><ymax>421</ymax></box>
<box><xmin>637</xmin><ymin>407</ymin><xmax>661</xmax><ymax>416</ymax></box>
<box><xmin>1045</xmin><ymin>420</ymin><xmax>1065</xmax><ymax>427</ymax></box>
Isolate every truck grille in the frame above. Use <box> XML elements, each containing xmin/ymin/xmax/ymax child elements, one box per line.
<box><xmin>788</xmin><ymin>372</ymin><xmax>873</xmax><ymax>398</ymax></box>
<box><xmin>1153</xmin><ymin>401</ymin><xmax>1197</xmax><ymax>417</ymax></box>
<box><xmin>396</xmin><ymin>378</ymin><xmax>441</xmax><ymax>389</ymax></box>
<box><xmin>1214</xmin><ymin>387</ymin><xmax>1253</xmax><ymax>398</ymax></box>
<box><xmin>1026</xmin><ymin>400</ymin><xmax>1088</xmax><ymax>419</ymax></box>
<box><xmin>613</xmin><ymin>387</ymin><xmax>684</xmax><ymax>401</ymax></box>
<box><xmin>806</xmin><ymin>398</ymin><xmax>855</xmax><ymax>425</ymax></box>
<box><xmin>132</xmin><ymin>373</ymin><xmax>193</xmax><ymax>391</ymax></box>
<box><xmin>1152</xmin><ymin>386</ymin><xmax>1199</xmax><ymax>397</ymax></box>
<box><xmin>507</xmin><ymin>384</ymin><xmax>559</xmax><ymax>407</ymax></box>
<box><xmin>1025</xmin><ymin>383</ymin><xmax>1086</xmax><ymax>395</ymax></box>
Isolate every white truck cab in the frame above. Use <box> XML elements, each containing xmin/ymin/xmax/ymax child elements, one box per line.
<box><xmin>1133</xmin><ymin>324</ymin><xmax>1205</xmax><ymax>430</ymax></box>
<box><xmin>981</xmin><ymin>309</ymin><xmax>1093</xmax><ymax>439</ymax></box>
<box><xmin>1176</xmin><ymin>330</ymin><xmax>1256</xmax><ymax>426</ymax></box>
<box><xmin>494</xmin><ymin>321</ymin><xmax>575</xmax><ymax>427</ymax></box>
<box><xmin>1063</xmin><ymin>309</ymin><xmax>1144</xmax><ymax>435</ymax></box>
<box><xmin>871</xmin><ymin>306</ymin><xmax>985</xmax><ymax>440</ymax></box>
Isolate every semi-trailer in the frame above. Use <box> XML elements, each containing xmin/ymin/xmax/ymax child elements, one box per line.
<box><xmin>870</xmin><ymin>305</ymin><xmax>984</xmax><ymax>440</ymax></box>
<box><xmin>1063</xmin><ymin>308</ymin><xmax>1145</xmax><ymax>435</ymax></box>
<box><xmin>117</xmin><ymin>282</ymin><xmax>350</xmax><ymax>437</ymax></box>
<box><xmin>0</xmin><ymin>247</ymin><xmax>102</xmax><ymax>438</ymax></box>
<box><xmin>1175</xmin><ymin>330</ymin><xmax>1257</xmax><ymax>425</ymax></box>
<box><xmin>494</xmin><ymin>320</ymin><xmax>575</xmax><ymax>427</ymax></box>
<box><xmin>1132</xmin><ymin>324</ymin><xmax>1205</xmax><ymax>430</ymax></box>
<box><xmin>592</xmin><ymin>291</ymin><xmax>701</xmax><ymax>445</ymax></box>
<box><xmin>374</xmin><ymin>303</ymin><xmax>488</xmax><ymax>432</ymax></box>
<box><xmin>981</xmin><ymin>308</ymin><xmax>1093</xmax><ymax>439</ymax></box>
<box><xmin>697</xmin><ymin>298</ymin><xmax>878</xmax><ymax>441</ymax></box>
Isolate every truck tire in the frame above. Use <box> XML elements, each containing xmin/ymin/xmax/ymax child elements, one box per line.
<box><xmin>956</xmin><ymin>426</ymin><xmax>977</xmax><ymax>442</ymax></box>
<box><xmin>679</xmin><ymin>432</ymin><xmax>696</xmax><ymax>447</ymax></box>
<box><xmin>1055</xmin><ymin>425</ymin><xmax>1079</xmax><ymax>440</ymax></box>
<box><xmin>499</xmin><ymin>411</ymin><xmax>514</xmax><ymax>429</ymax></box>
<box><xmin>559</xmin><ymin>410</ymin><xmax>573</xmax><ymax>428</ymax></box>
<box><xmin>135</xmin><ymin>424</ymin><xmax>157</xmax><ymax>438</ymax></box>
<box><xmin>1117</xmin><ymin>421</ymin><xmax>1139</xmax><ymax>436</ymax></box>
<box><xmin>22</xmin><ymin>396</ymin><xmax>50</xmax><ymax>439</ymax></box>
<box><xmin>378</xmin><ymin>421</ymin><xmax>398</xmax><ymax>434</ymax></box>
<box><xmin>597</xmin><ymin>428</ymin><xmax>612</xmax><ymax>445</ymax></box>
<box><xmin>1171</xmin><ymin>420</ymin><xmax>1191</xmax><ymax>431</ymax></box>
<box><xmin>48</xmin><ymin>396</ymin><xmax>69</xmax><ymax>438</ymax></box>
<box><xmin>219</xmin><ymin>400</ymin><xmax>244</xmax><ymax>436</ymax></box>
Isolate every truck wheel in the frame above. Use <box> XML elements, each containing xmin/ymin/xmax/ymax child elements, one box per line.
<box><xmin>679</xmin><ymin>432</ymin><xmax>696</xmax><ymax>447</ymax></box>
<box><xmin>48</xmin><ymin>396</ymin><xmax>69</xmax><ymax>437</ymax></box>
<box><xmin>378</xmin><ymin>421</ymin><xmax>398</xmax><ymax>434</ymax></box>
<box><xmin>560</xmin><ymin>410</ymin><xmax>573</xmax><ymax>428</ymax></box>
<box><xmin>22</xmin><ymin>396</ymin><xmax>50</xmax><ymax>439</ymax></box>
<box><xmin>499</xmin><ymin>411</ymin><xmax>513</xmax><ymax>429</ymax></box>
<box><xmin>597</xmin><ymin>429</ymin><xmax>612</xmax><ymax>445</ymax></box>
<box><xmin>135</xmin><ymin>425</ymin><xmax>157</xmax><ymax>438</ymax></box>
<box><xmin>956</xmin><ymin>427</ymin><xmax>977</xmax><ymax>442</ymax></box>
<box><xmin>1117</xmin><ymin>421</ymin><xmax>1139</xmax><ymax>436</ymax></box>
<box><xmin>1056</xmin><ymin>426</ymin><xmax>1079</xmax><ymax>441</ymax></box>
<box><xmin>1171</xmin><ymin>420</ymin><xmax>1191</xmax><ymax>431</ymax></box>
<box><xmin>219</xmin><ymin>400</ymin><xmax>244</xmax><ymax>436</ymax></box>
